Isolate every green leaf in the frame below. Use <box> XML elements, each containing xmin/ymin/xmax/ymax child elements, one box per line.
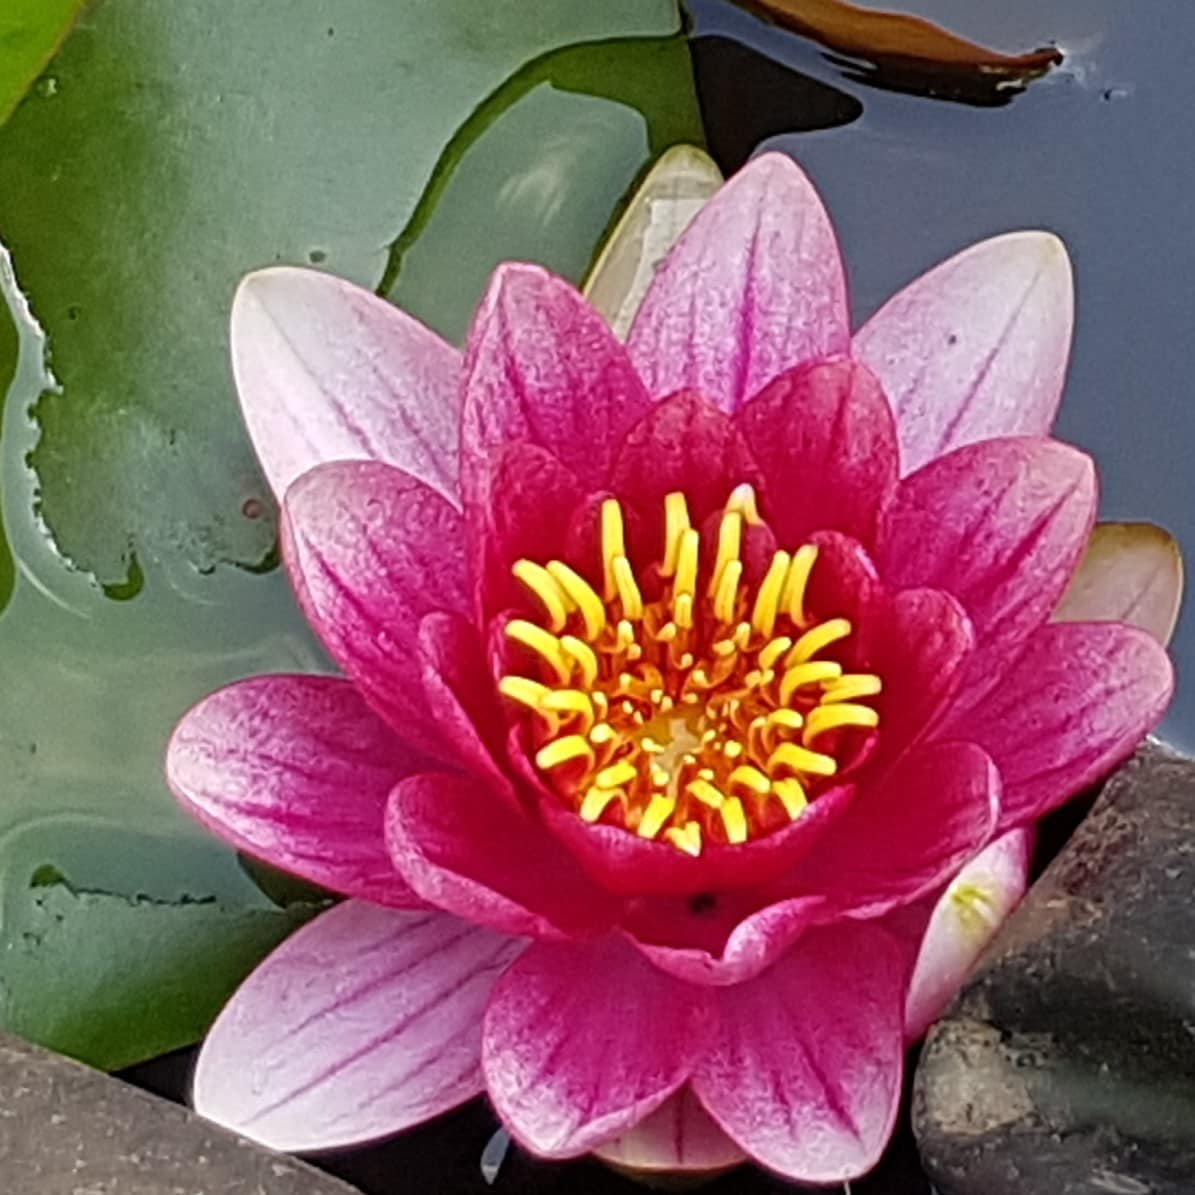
<box><xmin>0</xmin><ymin>0</ymin><xmax>680</xmax><ymax>585</ymax></box>
<box><xmin>0</xmin><ymin>0</ymin><xmax>88</xmax><ymax>127</ymax></box>
<box><xmin>0</xmin><ymin>866</ymin><xmax>320</xmax><ymax>1071</ymax></box>
<box><xmin>0</xmin><ymin>1</ymin><xmax>700</xmax><ymax>1069</ymax></box>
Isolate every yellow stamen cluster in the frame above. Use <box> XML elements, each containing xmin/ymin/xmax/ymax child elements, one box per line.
<box><xmin>498</xmin><ymin>486</ymin><xmax>882</xmax><ymax>856</ymax></box>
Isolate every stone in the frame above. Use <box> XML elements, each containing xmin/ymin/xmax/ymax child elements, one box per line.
<box><xmin>0</xmin><ymin>1031</ymin><xmax>359</xmax><ymax>1194</ymax></box>
<box><xmin>913</xmin><ymin>741</ymin><xmax>1195</xmax><ymax>1195</ymax></box>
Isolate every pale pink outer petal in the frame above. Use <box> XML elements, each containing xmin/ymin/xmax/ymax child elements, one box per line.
<box><xmin>693</xmin><ymin>923</ymin><xmax>908</xmax><ymax>1184</ymax></box>
<box><xmin>593</xmin><ymin>1087</ymin><xmax>746</xmax><ymax>1175</ymax></box>
<box><xmin>232</xmin><ymin>268</ymin><xmax>462</xmax><ymax>502</ymax></box>
<box><xmin>482</xmin><ymin>937</ymin><xmax>713</xmax><ymax>1158</ymax></box>
<box><xmin>877</xmin><ymin>437</ymin><xmax>1095</xmax><ymax>687</ymax></box>
<box><xmin>627</xmin><ymin>152</ymin><xmax>849</xmax><ymax>412</ymax></box>
<box><xmin>854</xmin><ymin>232</ymin><xmax>1074</xmax><ymax>474</ymax></box>
<box><xmin>167</xmin><ymin>675</ymin><xmax>426</xmax><ymax>906</ymax></box>
<box><xmin>904</xmin><ymin>829</ymin><xmax>1034</xmax><ymax>1042</ymax></box>
<box><xmin>459</xmin><ymin>262</ymin><xmax>652</xmax><ymax>501</ymax></box>
<box><xmin>281</xmin><ymin>460</ymin><xmax>468</xmax><ymax>759</ymax></box>
<box><xmin>1053</xmin><ymin>521</ymin><xmax>1184</xmax><ymax>646</ymax></box>
<box><xmin>940</xmin><ymin>622</ymin><xmax>1174</xmax><ymax>831</ymax></box>
<box><xmin>194</xmin><ymin>903</ymin><xmax>523</xmax><ymax>1152</ymax></box>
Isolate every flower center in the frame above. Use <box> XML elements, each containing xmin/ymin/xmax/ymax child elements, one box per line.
<box><xmin>498</xmin><ymin>486</ymin><xmax>882</xmax><ymax>856</ymax></box>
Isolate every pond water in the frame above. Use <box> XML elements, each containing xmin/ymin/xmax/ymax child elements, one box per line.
<box><xmin>13</xmin><ymin>0</ymin><xmax>1195</xmax><ymax>1189</ymax></box>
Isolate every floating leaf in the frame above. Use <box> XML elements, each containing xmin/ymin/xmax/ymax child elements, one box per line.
<box><xmin>0</xmin><ymin>0</ymin><xmax>680</xmax><ymax>585</ymax></box>
<box><xmin>0</xmin><ymin>0</ymin><xmax>88</xmax><ymax>126</ymax></box>
<box><xmin>737</xmin><ymin>0</ymin><xmax>1062</xmax><ymax>105</ymax></box>
<box><xmin>1054</xmin><ymin>522</ymin><xmax>1184</xmax><ymax>647</ymax></box>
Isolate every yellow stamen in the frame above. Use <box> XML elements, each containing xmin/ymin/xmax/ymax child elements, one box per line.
<box><xmin>589</xmin><ymin>722</ymin><xmax>616</xmax><ymax>747</ymax></box>
<box><xmin>581</xmin><ymin>786</ymin><xmax>623</xmax><ymax>823</ymax></box>
<box><xmin>788</xmin><ymin>618</ymin><xmax>852</xmax><ymax>665</ymax></box>
<box><xmin>768</xmin><ymin>742</ymin><xmax>838</xmax><ymax>778</ymax></box>
<box><xmin>600</xmin><ymin>499</ymin><xmax>626</xmax><ymax>598</ymax></box>
<box><xmin>546</xmin><ymin>562</ymin><xmax>606</xmax><ymax>641</ymax></box>
<box><xmin>721</xmin><ymin>797</ymin><xmax>748</xmax><ymax>844</ymax></box>
<box><xmin>726</xmin><ymin>483</ymin><xmax>762</xmax><ymax>525</ymax></box>
<box><xmin>506</xmin><ymin>620</ymin><xmax>572</xmax><ymax>683</ymax></box>
<box><xmin>773</xmin><ymin>777</ymin><xmax>809</xmax><ymax>819</ymax></box>
<box><xmin>638</xmin><ymin>795</ymin><xmax>676</xmax><ymax>839</ymax></box>
<box><xmin>766</xmin><ymin>708</ymin><xmax>805</xmax><ymax>732</ymax></box>
<box><xmin>661</xmin><ymin>492</ymin><xmax>691</xmax><ymax>577</ymax></box>
<box><xmin>536</xmin><ymin>735</ymin><xmax>595</xmax><ymax>771</ymax></box>
<box><xmin>782</xmin><ymin>544</ymin><xmax>819</xmax><ymax>626</ymax></box>
<box><xmin>674</xmin><ymin>592</ymin><xmax>694</xmax><ymax>630</ymax></box>
<box><xmin>779</xmin><ymin>659</ymin><xmax>844</xmax><ymax>705</ymax></box>
<box><xmin>713</xmin><ymin>559</ymin><xmax>743</xmax><ymax>624</ymax></box>
<box><xmin>611</xmin><ymin>556</ymin><xmax>644</xmax><ymax>620</ymax></box>
<box><xmin>710</xmin><ymin>511</ymin><xmax>743</xmax><ymax>596</ymax></box>
<box><xmin>560</xmin><ymin>635</ymin><xmax>598</xmax><ymax>688</ymax></box>
<box><xmin>664</xmin><ymin>820</ymin><xmax>703</xmax><ymax>856</ymax></box>
<box><xmin>674</xmin><ymin>528</ymin><xmax>700</xmax><ymax>600</ymax></box>
<box><xmin>751</xmin><ymin>551</ymin><xmax>791</xmax><ymax>639</ymax></box>
<box><xmin>539</xmin><ymin>689</ymin><xmax>595</xmax><ymax>731</ymax></box>
<box><xmin>823</xmin><ymin>674</ymin><xmax>883</xmax><ymax>704</ymax></box>
<box><xmin>512</xmin><ymin>560</ymin><xmax>570</xmax><ymax>631</ymax></box>
<box><xmin>759</xmin><ymin>636</ymin><xmax>792</xmax><ymax>670</ymax></box>
<box><xmin>803</xmin><ymin>703</ymin><xmax>880</xmax><ymax>746</ymax></box>
<box><xmin>497</xmin><ymin>675</ymin><xmax>551</xmax><ymax>711</ymax></box>
<box><xmin>728</xmin><ymin>765</ymin><xmax>771</xmax><ymax>797</ymax></box>
<box><xmin>595</xmin><ymin>759</ymin><xmax>639</xmax><ymax>789</ymax></box>
<box><xmin>686</xmin><ymin>779</ymin><xmax>726</xmax><ymax>809</ymax></box>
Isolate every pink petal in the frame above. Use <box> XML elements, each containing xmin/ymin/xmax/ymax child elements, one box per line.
<box><xmin>854</xmin><ymin>232</ymin><xmax>1074</xmax><ymax>474</ymax></box>
<box><xmin>231</xmin><ymin>268</ymin><xmax>461</xmax><ymax>502</ymax></box>
<box><xmin>281</xmin><ymin>460</ymin><xmax>468</xmax><ymax>759</ymax></box>
<box><xmin>940</xmin><ymin>622</ymin><xmax>1174</xmax><ymax>831</ymax></box>
<box><xmin>693</xmin><ymin>923</ymin><xmax>908</xmax><ymax>1184</ymax></box>
<box><xmin>793</xmin><ymin>741</ymin><xmax>1000</xmax><ymax>919</ymax></box>
<box><xmin>1053</xmin><ymin>521</ymin><xmax>1184</xmax><ymax>646</ymax></box>
<box><xmin>632</xmin><ymin>895</ymin><xmax>825</xmax><ymax>987</ymax></box>
<box><xmin>904</xmin><ymin>829</ymin><xmax>1033</xmax><ymax>1042</ymax></box>
<box><xmin>459</xmin><ymin>263</ymin><xmax>652</xmax><ymax>503</ymax></box>
<box><xmin>194</xmin><ymin>903</ymin><xmax>523</xmax><ymax>1152</ymax></box>
<box><xmin>167</xmin><ymin>675</ymin><xmax>426</xmax><ymax>906</ymax></box>
<box><xmin>877</xmin><ymin>437</ymin><xmax>1095</xmax><ymax>687</ymax></box>
<box><xmin>609</xmin><ymin>390</ymin><xmax>760</xmax><ymax>529</ymax></box>
<box><xmin>482</xmin><ymin>936</ymin><xmax>712</xmax><ymax>1157</ymax></box>
<box><xmin>385</xmin><ymin>771</ymin><xmax>617</xmax><ymax>941</ymax></box>
<box><xmin>736</xmin><ymin>358</ymin><xmax>899</xmax><ymax>547</ymax></box>
<box><xmin>627</xmin><ymin>153</ymin><xmax>849</xmax><ymax>412</ymax></box>
<box><xmin>593</xmin><ymin>1087</ymin><xmax>746</xmax><ymax>1175</ymax></box>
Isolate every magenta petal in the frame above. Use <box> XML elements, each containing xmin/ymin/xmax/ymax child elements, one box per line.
<box><xmin>940</xmin><ymin>622</ymin><xmax>1174</xmax><ymax>831</ymax></box>
<box><xmin>904</xmin><ymin>829</ymin><xmax>1033</xmax><ymax>1042</ymax></box>
<box><xmin>231</xmin><ymin>268</ymin><xmax>461</xmax><ymax>502</ymax></box>
<box><xmin>168</xmin><ymin>675</ymin><xmax>426</xmax><ymax>906</ymax></box>
<box><xmin>627</xmin><ymin>153</ymin><xmax>849</xmax><ymax>412</ymax></box>
<box><xmin>593</xmin><ymin>1087</ymin><xmax>746</xmax><ymax>1175</ymax></box>
<box><xmin>877</xmin><ymin>437</ymin><xmax>1095</xmax><ymax>685</ymax></box>
<box><xmin>736</xmin><ymin>358</ymin><xmax>899</xmax><ymax>547</ymax></box>
<box><xmin>385</xmin><ymin>772</ymin><xmax>617</xmax><ymax>941</ymax></box>
<box><xmin>459</xmin><ymin>263</ymin><xmax>652</xmax><ymax>502</ymax></box>
<box><xmin>482</xmin><ymin>937</ymin><xmax>712</xmax><ymax>1157</ymax></box>
<box><xmin>854</xmin><ymin>232</ymin><xmax>1074</xmax><ymax>474</ymax></box>
<box><xmin>282</xmin><ymin>461</ymin><xmax>468</xmax><ymax>758</ymax></box>
<box><xmin>794</xmin><ymin>741</ymin><xmax>1000</xmax><ymax>918</ymax></box>
<box><xmin>634</xmin><ymin>895</ymin><xmax>824</xmax><ymax>987</ymax></box>
<box><xmin>194</xmin><ymin>903</ymin><xmax>523</xmax><ymax>1152</ymax></box>
<box><xmin>693</xmin><ymin>923</ymin><xmax>908</xmax><ymax>1184</ymax></box>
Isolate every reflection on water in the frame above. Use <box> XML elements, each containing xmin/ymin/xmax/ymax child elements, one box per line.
<box><xmin>691</xmin><ymin>0</ymin><xmax>1195</xmax><ymax>750</ymax></box>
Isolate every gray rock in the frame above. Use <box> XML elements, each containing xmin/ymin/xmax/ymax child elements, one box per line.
<box><xmin>0</xmin><ymin>1032</ymin><xmax>359</xmax><ymax>1194</ymax></box>
<box><xmin>914</xmin><ymin>741</ymin><xmax>1195</xmax><ymax>1195</ymax></box>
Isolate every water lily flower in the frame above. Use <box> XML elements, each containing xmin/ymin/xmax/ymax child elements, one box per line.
<box><xmin>167</xmin><ymin>152</ymin><xmax>1174</xmax><ymax>1185</ymax></box>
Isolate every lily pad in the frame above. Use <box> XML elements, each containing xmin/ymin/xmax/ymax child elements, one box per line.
<box><xmin>0</xmin><ymin>0</ymin><xmax>680</xmax><ymax>585</ymax></box>
<box><xmin>0</xmin><ymin>0</ymin><xmax>88</xmax><ymax>126</ymax></box>
<box><xmin>0</xmin><ymin>2</ymin><xmax>701</xmax><ymax>1070</ymax></box>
